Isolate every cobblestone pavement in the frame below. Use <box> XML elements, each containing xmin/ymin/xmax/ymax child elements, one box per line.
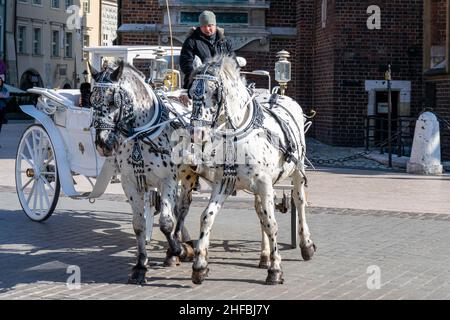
<box><xmin>1</xmin><ymin>191</ymin><xmax>450</xmax><ymax>300</ymax></box>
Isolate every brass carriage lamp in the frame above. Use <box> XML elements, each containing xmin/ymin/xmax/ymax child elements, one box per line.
<box><xmin>275</xmin><ymin>50</ymin><xmax>291</xmax><ymax>96</ymax></box>
<box><xmin>152</xmin><ymin>47</ymin><xmax>168</xmax><ymax>85</ymax></box>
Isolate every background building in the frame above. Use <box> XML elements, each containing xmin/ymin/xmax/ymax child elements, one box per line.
<box><xmin>423</xmin><ymin>0</ymin><xmax>450</xmax><ymax>161</ymax></box>
<box><xmin>118</xmin><ymin>0</ymin><xmax>439</xmax><ymax>157</ymax></box>
<box><xmin>4</xmin><ymin>0</ymin><xmax>117</xmax><ymax>89</ymax></box>
<box><xmin>13</xmin><ymin>0</ymin><xmax>82</xmax><ymax>90</ymax></box>
<box><xmin>101</xmin><ymin>0</ymin><xmax>118</xmax><ymax>46</ymax></box>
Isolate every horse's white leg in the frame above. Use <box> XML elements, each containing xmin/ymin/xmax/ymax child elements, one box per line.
<box><xmin>173</xmin><ymin>171</ymin><xmax>198</xmax><ymax>262</ymax></box>
<box><xmin>192</xmin><ymin>183</ymin><xmax>228</xmax><ymax>285</ymax></box>
<box><xmin>144</xmin><ymin>190</ymin><xmax>155</xmax><ymax>244</ymax></box>
<box><xmin>121</xmin><ymin>178</ymin><xmax>148</xmax><ymax>284</ymax></box>
<box><xmin>255</xmin><ymin>195</ymin><xmax>270</xmax><ymax>269</ymax></box>
<box><xmin>158</xmin><ymin>178</ymin><xmax>184</xmax><ymax>267</ymax></box>
<box><xmin>256</xmin><ymin>177</ymin><xmax>284</xmax><ymax>285</ymax></box>
<box><xmin>293</xmin><ymin>169</ymin><xmax>316</xmax><ymax>261</ymax></box>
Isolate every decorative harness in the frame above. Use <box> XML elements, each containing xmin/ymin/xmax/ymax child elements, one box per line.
<box><xmin>191</xmin><ymin>68</ymin><xmax>305</xmax><ymax>194</ymax></box>
<box><xmin>91</xmin><ymin>72</ymin><xmax>189</xmax><ymax>192</ymax></box>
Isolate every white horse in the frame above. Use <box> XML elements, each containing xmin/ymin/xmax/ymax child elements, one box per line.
<box><xmin>89</xmin><ymin>61</ymin><xmax>198</xmax><ymax>284</ymax></box>
<box><xmin>187</xmin><ymin>55</ymin><xmax>316</xmax><ymax>285</ymax></box>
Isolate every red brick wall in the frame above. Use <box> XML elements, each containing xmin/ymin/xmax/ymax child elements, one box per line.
<box><xmin>119</xmin><ymin>0</ymin><xmax>162</xmax><ymax>45</ymax></box>
<box><xmin>311</xmin><ymin>0</ymin><xmax>337</xmax><ymax>144</ymax></box>
<box><xmin>319</xmin><ymin>0</ymin><xmax>424</xmax><ymax>146</ymax></box>
<box><xmin>431</xmin><ymin>0</ymin><xmax>447</xmax><ymax>46</ymax></box>
<box><xmin>296</xmin><ymin>0</ymin><xmax>314</xmax><ymax>112</ymax></box>
<box><xmin>121</xmin><ymin>0</ymin><xmax>161</xmax><ymax>24</ymax></box>
<box><xmin>434</xmin><ymin>80</ymin><xmax>450</xmax><ymax>160</ymax></box>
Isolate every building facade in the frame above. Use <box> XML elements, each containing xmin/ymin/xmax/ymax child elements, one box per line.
<box><xmin>13</xmin><ymin>0</ymin><xmax>82</xmax><ymax>90</ymax></box>
<box><xmin>101</xmin><ymin>0</ymin><xmax>118</xmax><ymax>46</ymax></box>
<box><xmin>4</xmin><ymin>0</ymin><xmax>117</xmax><ymax>89</ymax></box>
<box><xmin>423</xmin><ymin>0</ymin><xmax>450</xmax><ymax>162</ymax></box>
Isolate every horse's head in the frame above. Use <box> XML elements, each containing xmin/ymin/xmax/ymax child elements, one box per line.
<box><xmin>89</xmin><ymin>61</ymin><xmax>140</xmax><ymax>157</ymax></box>
<box><xmin>189</xmin><ymin>55</ymin><xmax>241</xmax><ymax>142</ymax></box>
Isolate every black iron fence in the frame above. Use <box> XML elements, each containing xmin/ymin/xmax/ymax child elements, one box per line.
<box><xmin>364</xmin><ymin>116</ymin><xmax>416</xmax><ymax>157</ymax></box>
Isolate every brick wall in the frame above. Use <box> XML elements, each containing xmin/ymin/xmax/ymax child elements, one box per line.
<box><xmin>121</xmin><ymin>0</ymin><xmax>161</xmax><ymax>24</ymax></box>
<box><xmin>119</xmin><ymin>0</ymin><xmax>162</xmax><ymax>45</ymax></box>
<box><xmin>431</xmin><ymin>0</ymin><xmax>447</xmax><ymax>46</ymax></box>
<box><xmin>316</xmin><ymin>0</ymin><xmax>424</xmax><ymax>146</ymax></box>
<box><xmin>310</xmin><ymin>0</ymin><xmax>337</xmax><ymax>144</ymax></box>
<box><xmin>433</xmin><ymin>81</ymin><xmax>450</xmax><ymax>160</ymax></box>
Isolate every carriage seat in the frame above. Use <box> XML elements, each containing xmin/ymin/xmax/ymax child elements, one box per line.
<box><xmin>57</xmin><ymin>89</ymin><xmax>82</xmax><ymax>108</ymax></box>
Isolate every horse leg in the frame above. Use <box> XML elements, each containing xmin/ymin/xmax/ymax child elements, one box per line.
<box><xmin>256</xmin><ymin>178</ymin><xmax>284</xmax><ymax>285</ymax></box>
<box><xmin>255</xmin><ymin>195</ymin><xmax>270</xmax><ymax>269</ymax></box>
<box><xmin>293</xmin><ymin>170</ymin><xmax>316</xmax><ymax>261</ymax></box>
<box><xmin>159</xmin><ymin>178</ymin><xmax>185</xmax><ymax>267</ymax></box>
<box><xmin>192</xmin><ymin>185</ymin><xmax>228</xmax><ymax>285</ymax></box>
<box><xmin>122</xmin><ymin>181</ymin><xmax>148</xmax><ymax>284</ymax></box>
<box><xmin>170</xmin><ymin>172</ymin><xmax>198</xmax><ymax>263</ymax></box>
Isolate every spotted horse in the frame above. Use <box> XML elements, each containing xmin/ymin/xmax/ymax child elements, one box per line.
<box><xmin>185</xmin><ymin>55</ymin><xmax>317</xmax><ymax>285</ymax></box>
<box><xmin>89</xmin><ymin>61</ymin><xmax>198</xmax><ymax>284</ymax></box>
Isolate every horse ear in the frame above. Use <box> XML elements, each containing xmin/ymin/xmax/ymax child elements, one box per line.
<box><xmin>109</xmin><ymin>60</ymin><xmax>124</xmax><ymax>82</ymax></box>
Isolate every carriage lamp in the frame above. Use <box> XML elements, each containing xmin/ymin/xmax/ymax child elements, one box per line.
<box><xmin>275</xmin><ymin>50</ymin><xmax>291</xmax><ymax>95</ymax></box>
<box><xmin>152</xmin><ymin>47</ymin><xmax>168</xmax><ymax>85</ymax></box>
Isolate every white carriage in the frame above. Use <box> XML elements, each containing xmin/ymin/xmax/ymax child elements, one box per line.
<box><xmin>16</xmin><ymin>88</ymin><xmax>115</xmax><ymax>221</ymax></box>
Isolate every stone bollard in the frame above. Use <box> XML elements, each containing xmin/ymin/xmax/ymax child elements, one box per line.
<box><xmin>407</xmin><ymin>112</ymin><xmax>443</xmax><ymax>175</ymax></box>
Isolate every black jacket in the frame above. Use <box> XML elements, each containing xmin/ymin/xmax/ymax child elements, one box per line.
<box><xmin>180</xmin><ymin>27</ymin><xmax>235</xmax><ymax>89</ymax></box>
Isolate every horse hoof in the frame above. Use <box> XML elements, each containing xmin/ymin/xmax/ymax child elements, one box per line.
<box><xmin>258</xmin><ymin>256</ymin><xmax>270</xmax><ymax>269</ymax></box>
<box><xmin>265</xmin><ymin>269</ymin><xmax>284</xmax><ymax>285</ymax></box>
<box><xmin>180</xmin><ymin>243</ymin><xmax>195</xmax><ymax>262</ymax></box>
<box><xmin>163</xmin><ymin>254</ymin><xmax>181</xmax><ymax>267</ymax></box>
<box><xmin>128</xmin><ymin>267</ymin><xmax>147</xmax><ymax>285</ymax></box>
<box><xmin>192</xmin><ymin>268</ymin><xmax>209</xmax><ymax>285</ymax></box>
<box><xmin>301</xmin><ymin>243</ymin><xmax>317</xmax><ymax>261</ymax></box>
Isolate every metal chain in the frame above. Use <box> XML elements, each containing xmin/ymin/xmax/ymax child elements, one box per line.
<box><xmin>309</xmin><ymin>133</ymin><xmax>400</xmax><ymax>165</ymax></box>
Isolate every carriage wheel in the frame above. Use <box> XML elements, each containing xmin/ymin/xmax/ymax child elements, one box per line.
<box><xmin>15</xmin><ymin>125</ymin><xmax>61</xmax><ymax>222</ymax></box>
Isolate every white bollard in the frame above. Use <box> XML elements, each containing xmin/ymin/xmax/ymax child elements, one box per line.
<box><xmin>407</xmin><ymin>112</ymin><xmax>443</xmax><ymax>175</ymax></box>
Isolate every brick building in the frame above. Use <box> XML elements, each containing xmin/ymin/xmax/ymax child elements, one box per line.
<box><xmin>117</xmin><ymin>0</ymin><xmax>448</xmax><ymax>161</ymax></box>
<box><xmin>424</xmin><ymin>0</ymin><xmax>450</xmax><ymax>161</ymax></box>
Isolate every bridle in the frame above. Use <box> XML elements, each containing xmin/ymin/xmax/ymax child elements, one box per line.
<box><xmin>191</xmin><ymin>70</ymin><xmax>236</xmax><ymax>130</ymax></box>
<box><xmin>91</xmin><ymin>81</ymin><xmax>135</xmax><ymax>137</ymax></box>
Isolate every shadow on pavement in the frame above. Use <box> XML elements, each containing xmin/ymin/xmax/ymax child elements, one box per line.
<box><xmin>0</xmin><ymin>208</ymin><xmax>294</xmax><ymax>293</ymax></box>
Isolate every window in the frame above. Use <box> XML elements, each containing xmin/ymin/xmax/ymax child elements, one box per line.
<box><xmin>424</xmin><ymin>0</ymin><xmax>449</xmax><ymax>73</ymax></box>
<box><xmin>52</xmin><ymin>30</ymin><xmax>60</xmax><ymax>57</ymax></box>
<box><xmin>321</xmin><ymin>0</ymin><xmax>327</xmax><ymax>28</ymax></box>
<box><xmin>83</xmin><ymin>0</ymin><xmax>90</xmax><ymax>13</ymax></box>
<box><xmin>18</xmin><ymin>26</ymin><xmax>27</xmax><ymax>54</ymax></box>
<box><xmin>32</xmin><ymin>0</ymin><xmax>42</xmax><ymax>5</ymax></box>
<box><xmin>65</xmin><ymin>32</ymin><xmax>73</xmax><ymax>58</ymax></box>
<box><xmin>83</xmin><ymin>35</ymin><xmax>89</xmax><ymax>60</ymax></box>
<box><xmin>65</xmin><ymin>0</ymin><xmax>73</xmax><ymax>8</ymax></box>
<box><xmin>52</xmin><ymin>0</ymin><xmax>60</xmax><ymax>8</ymax></box>
<box><xmin>33</xmin><ymin>28</ymin><xmax>42</xmax><ymax>55</ymax></box>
